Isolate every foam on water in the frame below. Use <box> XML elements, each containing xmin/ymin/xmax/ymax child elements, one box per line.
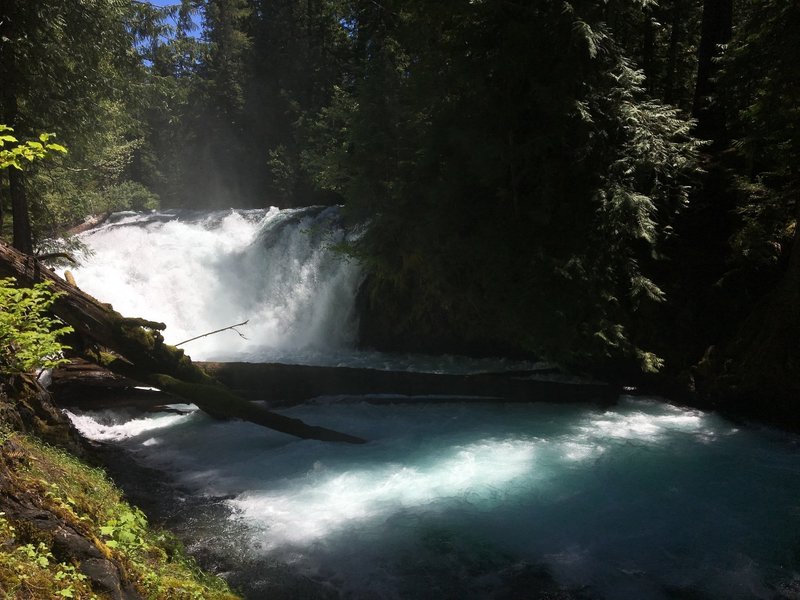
<box><xmin>66</xmin><ymin>207</ymin><xmax>362</xmax><ymax>362</ymax></box>
<box><xmin>66</xmin><ymin>398</ymin><xmax>800</xmax><ymax>599</ymax></box>
<box><xmin>65</xmin><ymin>409</ymin><xmax>194</xmax><ymax>441</ymax></box>
<box><xmin>231</xmin><ymin>438</ymin><xmax>537</xmax><ymax>548</ymax></box>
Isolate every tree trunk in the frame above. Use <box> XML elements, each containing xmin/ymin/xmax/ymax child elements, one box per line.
<box><xmin>0</xmin><ymin>240</ymin><xmax>366</xmax><ymax>443</ymax></box>
<box><xmin>0</xmin><ymin>170</ymin><xmax>5</xmax><ymax>231</ymax></box>
<box><xmin>664</xmin><ymin>0</ymin><xmax>683</xmax><ymax>105</ymax></box>
<box><xmin>9</xmin><ymin>167</ymin><xmax>32</xmax><ymax>254</ymax></box>
<box><xmin>0</xmin><ymin>3</ymin><xmax>32</xmax><ymax>254</ymax></box>
<box><xmin>198</xmin><ymin>361</ymin><xmax>616</xmax><ymax>407</ymax></box>
<box><xmin>693</xmin><ymin>0</ymin><xmax>733</xmax><ymax>141</ymax></box>
<box><xmin>641</xmin><ymin>11</ymin><xmax>656</xmax><ymax>94</ymax></box>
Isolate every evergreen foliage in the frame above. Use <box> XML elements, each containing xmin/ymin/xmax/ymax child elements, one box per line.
<box><xmin>723</xmin><ymin>0</ymin><xmax>800</xmax><ymax>259</ymax></box>
<box><xmin>689</xmin><ymin>0</ymin><xmax>800</xmax><ymax>411</ymax></box>
<box><xmin>307</xmin><ymin>0</ymin><xmax>699</xmax><ymax>371</ymax></box>
<box><xmin>0</xmin><ymin>0</ymin><xmax>151</xmax><ymax>246</ymax></box>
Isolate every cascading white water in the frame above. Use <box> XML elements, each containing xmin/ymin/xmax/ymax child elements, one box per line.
<box><xmin>66</xmin><ymin>207</ymin><xmax>542</xmax><ymax>372</ymax></box>
<box><xmin>66</xmin><ymin>206</ymin><xmax>362</xmax><ymax>363</ymax></box>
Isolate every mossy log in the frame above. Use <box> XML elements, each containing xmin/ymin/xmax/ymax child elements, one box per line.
<box><xmin>0</xmin><ymin>240</ymin><xmax>366</xmax><ymax>444</ymax></box>
<box><xmin>198</xmin><ymin>361</ymin><xmax>617</xmax><ymax>407</ymax></box>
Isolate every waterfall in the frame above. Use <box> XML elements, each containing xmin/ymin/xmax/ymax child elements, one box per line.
<box><xmin>67</xmin><ymin>208</ymin><xmax>544</xmax><ymax>373</ymax></box>
<box><xmin>66</xmin><ymin>206</ymin><xmax>363</xmax><ymax>363</ymax></box>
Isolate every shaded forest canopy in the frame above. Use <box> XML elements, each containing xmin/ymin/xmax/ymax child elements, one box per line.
<box><xmin>1</xmin><ymin>0</ymin><xmax>798</xmax><ymax>421</ymax></box>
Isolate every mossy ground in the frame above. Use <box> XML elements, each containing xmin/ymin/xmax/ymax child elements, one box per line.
<box><xmin>0</xmin><ymin>423</ymin><xmax>241</xmax><ymax>599</ymax></box>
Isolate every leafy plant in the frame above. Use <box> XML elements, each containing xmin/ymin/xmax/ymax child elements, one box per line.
<box><xmin>0</xmin><ymin>425</ymin><xmax>240</xmax><ymax>599</ymax></box>
<box><xmin>0</xmin><ymin>125</ymin><xmax>67</xmax><ymax>170</ymax></box>
<box><xmin>100</xmin><ymin>507</ymin><xmax>149</xmax><ymax>551</ymax></box>
<box><xmin>0</xmin><ymin>513</ymin><xmax>95</xmax><ymax>599</ymax></box>
<box><xmin>0</xmin><ymin>277</ymin><xmax>73</xmax><ymax>374</ymax></box>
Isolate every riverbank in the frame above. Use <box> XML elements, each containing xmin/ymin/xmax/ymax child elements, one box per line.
<box><xmin>0</xmin><ymin>376</ymin><xmax>241</xmax><ymax>599</ymax></box>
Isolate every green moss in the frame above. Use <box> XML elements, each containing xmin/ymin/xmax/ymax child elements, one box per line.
<box><xmin>0</xmin><ymin>424</ymin><xmax>241</xmax><ymax>599</ymax></box>
<box><xmin>0</xmin><ymin>515</ymin><xmax>96</xmax><ymax>599</ymax></box>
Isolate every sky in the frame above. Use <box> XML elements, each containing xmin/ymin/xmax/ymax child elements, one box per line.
<box><xmin>140</xmin><ymin>0</ymin><xmax>203</xmax><ymax>38</ymax></box>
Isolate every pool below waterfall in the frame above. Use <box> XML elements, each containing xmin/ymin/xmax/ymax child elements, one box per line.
<box><xmin>67</xmin><ymin>396</ymin><xmax>800</xmax><ymax>599</ymax></box>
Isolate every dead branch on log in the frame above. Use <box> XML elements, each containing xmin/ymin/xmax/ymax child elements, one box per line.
<box><xmin>175</xmin><ymin>320</ymin><xmax>249</xmax><ymax>347</ymax></box>
<box><xmin>35</xmin><ymin>252</ymin><xmax>77</xmax><ymax>264</ymax></box>
<box><xmin>0</xmin><ymin>240</ymin><xmax>366</xmax><ymax>444</ymax></box>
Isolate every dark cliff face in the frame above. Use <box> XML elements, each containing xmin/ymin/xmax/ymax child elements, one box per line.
<box><xmin>353</xmin><ymin>274</ymin><xmax>536</xmax><ymax>361</ymax></box>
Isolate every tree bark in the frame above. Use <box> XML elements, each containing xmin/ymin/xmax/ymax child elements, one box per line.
<box><xmin>664</xmin><ymin>0</ymin><xmax>683</xmax><ymax>105</ymax></box>
<box><xmin>0</xmin><ymin>240</ymin><xmax>366</xmax><ymax>443</ymax></box>
<box><xmin>693</xmin><ymin>0</ymin><xmax>733</xmax><ymax>141</ymax></box>
<box><xmin>0</xmin><ymin>170</ymin><xmax>5</xmax><ymax>231</ymax></box>
<box><xmin>9</xmin><ymin>167</ymin><xmax>32</xmax><ymax>254</ymax></box>
<box><xmin>641</xmin><ymin>10</ymin><xmax>656</xmax><ymax>94</ymax></box>
<box><xmin>198</xmin><ymin>361</ymin><xmax>617</xmax><ymax>407</ymax></box>
<box><xmin>0</xmin><ymin>3</ymin><xmax>33</xmax><ymax>254</ymax></box>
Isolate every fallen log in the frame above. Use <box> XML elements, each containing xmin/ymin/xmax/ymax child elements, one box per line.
<box><xmin>199</xmin><ymin>362</ymin><xmax>618</xmax><ymax>406</ymax></box>
<box><xmin>65</xmin><ymin>212</ymin><xmax>112</xmax><ymax>236</ymax></box>
<box><xmin>50</xmin><ymin>358</ymin><xmax>178</xmax><ymax>410</ymax></box>
<box><xmin>0</xmin><ymin>240</ymin><xmax>366</xmax><ymax>443</ymax></box>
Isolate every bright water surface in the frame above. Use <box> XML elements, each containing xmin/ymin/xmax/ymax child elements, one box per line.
<box><xmin>63</xmin><ymin>209</ymin><xmax>800</xmax><ymax>599</ymax></box>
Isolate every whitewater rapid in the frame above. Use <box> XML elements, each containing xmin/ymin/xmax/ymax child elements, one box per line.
<box><xmin>67</xmin><ymin>397</ymin><xmax>800</xmax><ymax>599</ymax></box>
<box><xmin>65</xmin><ymin>207</ymin><xmax>540</xmax><ymax>372</ymax></box>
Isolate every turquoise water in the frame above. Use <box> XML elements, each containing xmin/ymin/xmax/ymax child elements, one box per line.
<box><xmin>68</xmin><ymin>397</ymin><xmax>800</xmax><ymax>599</ymax></box>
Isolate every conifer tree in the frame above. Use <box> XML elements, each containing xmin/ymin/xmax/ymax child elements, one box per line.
<box><xmin>310</xmin><ymin>0</ymin><xmax>700</xmax><ymax>372</ymax></box>
<box><xmin>700</xmin><ymin>0</ymin><xmax>800</xmax><ymax>413</ymax></box>
<box><xmin>0</xmin><ymin>0</ymin><xmax>142</xmax><ymax>249</ymax></box>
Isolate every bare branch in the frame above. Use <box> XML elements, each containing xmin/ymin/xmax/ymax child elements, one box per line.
<box><xmin>175</xmin><ymin>320</ymin><xmax>250</xmax><ymax>347</ymax></box>
<box><xmin>36</xmin><ymin>252</ymin><xmax>77</xmax><ymax>264</ymax></box>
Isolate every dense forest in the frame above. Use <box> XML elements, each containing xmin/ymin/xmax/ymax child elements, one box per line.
<box><xmin>1</xmin><ymin>0</ymin><xmax>798</xmax><ymax>424</ymax></box>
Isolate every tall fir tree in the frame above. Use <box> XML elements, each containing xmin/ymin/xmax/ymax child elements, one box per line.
<box><xmin>0</xmin><ymin>0</ymin><xmax>143</xmax><ymax>250</ymax></box>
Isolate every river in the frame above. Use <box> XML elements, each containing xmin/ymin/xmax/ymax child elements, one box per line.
<box><xmin>61</xmin><ymin>208</ymin><xmax>800</xmax><ymax>599</ymax></box>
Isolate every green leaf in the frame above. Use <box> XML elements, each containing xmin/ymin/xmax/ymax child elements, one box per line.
<box><xmin>117</xmin><ymin>530</ymin><xmax>136</xmax><ymax>543</ymax></box>
<box><xmin>46</xmin><ymin>143</ymin><xmax>68</xmax><ymax>154</ymax></box>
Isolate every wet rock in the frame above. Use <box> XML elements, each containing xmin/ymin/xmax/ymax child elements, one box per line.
<box><xmin>50</xmin><ymin>525</ymin><xmax>104</xmax><ymax>561</ymax></box>
<box><xmin>80</xmin><ymin>557</ymin><xmax>141</xmax><ymax>600</ymax></box>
